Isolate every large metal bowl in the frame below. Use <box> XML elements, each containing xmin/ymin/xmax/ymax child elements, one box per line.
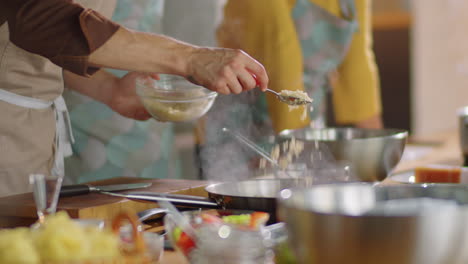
<box><xmin>277</xmin><ymin>183</ymin><xmax>468</xmax><ymax>264</ymax></box>
<box><xmin>278</xmin><ymin>128</ymin><xmax>408</xmax><ymax>181</ymax></box>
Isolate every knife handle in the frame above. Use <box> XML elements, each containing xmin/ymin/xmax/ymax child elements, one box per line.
<box><xmin>60</xmin><ymin>184</ymin><xmax>91</xmax><ymax>197</ymax></box>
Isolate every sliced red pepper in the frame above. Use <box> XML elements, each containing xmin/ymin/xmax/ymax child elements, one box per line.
<box><xmin>200</xmin><ymin>212</ymin><xmax>223</xmax><ymax>224</ymax></box>
<box><xmin>176</xmin><ymin>231</ymin><xmax>196</xmax><ymax>256</ymax></box>
<box><xmin>249</xmin><ymin>212</ymin><xmax>270</xmax><ymax>229</ymax></box>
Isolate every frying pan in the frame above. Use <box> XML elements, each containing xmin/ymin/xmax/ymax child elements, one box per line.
<box><xmin>105</xmin><ymin>178</ymin><xmax>313</xmax><ymax>224</ymax></box>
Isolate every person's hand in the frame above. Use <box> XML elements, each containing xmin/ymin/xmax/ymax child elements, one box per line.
<box><xmin>186</xmin><ymin>47</ymin><xmax>269</xmax><ymax>95</ymax></box>
<box><xmin>108</xmin><ymin>72</ymin><xmax>159</xmax><ymax>121</ymax></box>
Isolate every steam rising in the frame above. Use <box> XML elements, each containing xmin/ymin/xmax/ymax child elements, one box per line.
<box><xmin>200</xmin><ymin>90</ymin><xmax>267</xmax><ymax>182</ymax></box>
<box><xmin>164</xmin><ymin>0</ymin><xmax>354</xmax><ymax>185</ymax></box>
<box><xmin>200</xmin><ymin>88</ymin><xmax>355</xmax><ymax>185</ymax></box>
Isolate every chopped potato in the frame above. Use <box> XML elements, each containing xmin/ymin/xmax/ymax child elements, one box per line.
<box><xmin>0</xmin><ymin>212</ymin><xmax>121</xmax><ymax>263</ymax></box>
<box><xmin>0</xmin><ymin>228</ymin><xmax>40</xmax><ymax>264</ymax></box>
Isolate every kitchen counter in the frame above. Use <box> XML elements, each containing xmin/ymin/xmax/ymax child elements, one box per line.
<box><xmin>160</xmin><ymin>129</ymin><xmax>464</xmax><ymax>263</ymax></box>
<box><xmin>0</xmin><ymin>177</ymin><xmax>209</xmax><ymax>228</ymax></box>
<box><xmin>0</xmin><ymin>177</ymin><xmax>207</xmax><ymax>263</ymax></box>
<box><xmin>0</xmin><ymin>129</ymin><xmax>462</xmax><ymax>263</ymax></box>
<box><xmin>383</xmin><ymin>130</ymin><xmax>462</xmax><ymax>185</ymax></box>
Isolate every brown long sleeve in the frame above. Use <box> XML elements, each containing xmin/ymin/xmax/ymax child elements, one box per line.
<box><xmin>1</xmin><ymin>0</ymin><xmax>120</xmax><ymax>76</ymax></box>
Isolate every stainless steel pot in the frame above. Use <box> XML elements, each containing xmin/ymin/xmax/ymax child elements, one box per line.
<box><xmin>277</xmin><ymin>183</ymin><xmax>468</xmax><ymax>264</ymax></box>
<box><xmin>278</xmin><ymin>127</ymin><xmax>408</xmax><ymax>181</ymax></box>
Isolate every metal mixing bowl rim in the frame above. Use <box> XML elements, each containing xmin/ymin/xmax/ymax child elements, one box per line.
<box><xmin>205</xmin><ymin>178</ymin><xmax>317</xmax><ymax>199</ymax></box>
<box><xmin>277</xmin><ymin>183</ymin><xmax>468</xmax><ymax>217</ymax></box>
<box><xmin>278</xmin><ymin>127</ymin><xmax>408</xmax><ymax>142</ymax></box>
<box><xmin>138</xmin><ymin>92</ymin><xmax>218</xmax><ymax>103</ymax></box>
<box><xmin>135</xmin><ymin>75</ymin><xmax>218</xmax><ymax>102</ymax></box>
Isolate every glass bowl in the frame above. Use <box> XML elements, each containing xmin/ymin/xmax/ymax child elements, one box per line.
<box><xmin>136</xmin><ymin>75</ymin><xmax>217</xmax><ymax>122</ymax></box>
<box><xmin>120</xmin><ymin>228</ymin><xmax>164</xmax><ymax>263</ymax></box>
<box><xmin>164</xmin><ymin>209</ymin><xmax>271</xmax><ymax>263</ymax></box>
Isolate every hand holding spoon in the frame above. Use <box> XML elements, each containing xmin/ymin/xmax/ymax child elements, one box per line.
<box><xmin>253</xmin><ymin>75</ymin><xmax>312</xmax><ymax>106</ymax></box>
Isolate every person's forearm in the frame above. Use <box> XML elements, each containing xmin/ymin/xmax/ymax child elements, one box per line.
<box><xmin>63</xmin><ymin>70</ymin><xmax>117</xmax><ymax>105</ymax></box>
<box><xmin>88</xmin><ymin>27</ymin><xmax>195</xmax><ymax>77</ymax></box>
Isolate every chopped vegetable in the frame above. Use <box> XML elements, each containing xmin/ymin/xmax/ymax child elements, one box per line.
<box><xmin>176</xmin><ymin>232</ymin><xmax>196</xmax><ymax>256</ymax></box>
<box><xmin>172</xmin><ymin>226</ymin><xmax>182</xmax><ymax>242</ymax></box>
<box><xmin>275</xmin><ymin>241</ymin><xmax>297</xmax><ymax>264</ymax></box>
<box><xmin>200</xmin><ymin>213</ymin><xmax>223</xmax><ymax>224</ymax></box>
<box><xmin>172</xmin><ymin>211</ymin><xmax>271</xmax><ymax>258</ymax></box>
<box><xmin>250</xmin><ymin>212</ymin><xmax>270</xmax><ymax>229</ymax></box>
<box><xmin>222</xmin><ymin>214</ymin><xmax>251</xmax><ymax>226</ymax></box>
<box><xmin>0</xmin><ymin>212</ymin><xmax>122</xmax><ymax>263</ymax></box>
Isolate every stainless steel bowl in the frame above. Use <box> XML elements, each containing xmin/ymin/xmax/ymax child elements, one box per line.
<box><xmin>278</xmin><ymin>128</ymin><xmax>408</xmax><ymax>181</ymax></box>
<box><xmin>277</xmin><ymin>183</ymin><xmax>468</xmax><ymax>264</ymax></box>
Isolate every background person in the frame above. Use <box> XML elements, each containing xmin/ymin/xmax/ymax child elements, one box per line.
<box><xmin>199</xmin><ymin>0</ymin><xmax>382</xmax><ymax>180</ymax></box>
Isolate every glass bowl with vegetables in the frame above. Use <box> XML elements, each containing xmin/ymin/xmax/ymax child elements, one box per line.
<box><xmin>164</xmin><ymin>209</ymin><xmax>271</xmax><ymax>263</ymax></box>
<box><xmin>136</xmin><ymin>74</ymin><xmax>217</xmax><ymax>122</ymax></box>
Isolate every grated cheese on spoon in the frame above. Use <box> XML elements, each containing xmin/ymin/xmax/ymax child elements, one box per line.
<box><xmin>280</xmin><ymin>90</ymin><xmax>312</xmax><ymax>122</ymax></box>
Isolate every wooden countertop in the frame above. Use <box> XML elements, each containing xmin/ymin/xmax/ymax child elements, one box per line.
<box><xmin>383</xmin><ymin>130</ymin><xmax>462</xmax><ymax>186</ymax></box>
<box><xmin>0</xmin><ymin>177</ymin><xmax>208</xmax><ymax>263</ymax></box>
<box><xmin>393</xmin><ymin>130</ymin><xmax>461</xmax><ymax>172</ymax></box>
<box><xmin>0</xmin><ymin>177</ymin><xmax>209</xmax><ymax>228</ymax></box>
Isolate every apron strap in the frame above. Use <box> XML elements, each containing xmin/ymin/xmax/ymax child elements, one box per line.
<box><xmin>51</xmin><ymin>96</ymin><xmax>75</xmax><ymax>177</ymax></box>
<box><xmin>0</xmin><ymin>89</ymin><xmax>74</xmax><ymax>177</ymax></box>
<box><xmin>0</xmin><ymin>89</ymin><xmax>53</xmax><ymax>109</ymax></box>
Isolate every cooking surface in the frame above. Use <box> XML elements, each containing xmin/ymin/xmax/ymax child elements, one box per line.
<box><xmin>206</xmin><ymin>178</ymin><xmax>314</xmax><ymax>198</ymax></box>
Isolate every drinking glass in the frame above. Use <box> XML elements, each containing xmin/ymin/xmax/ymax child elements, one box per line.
<box><xmin>29</xmin><ymin>173</ymin><xmax>64</xmax><ymax>223</ymax></box>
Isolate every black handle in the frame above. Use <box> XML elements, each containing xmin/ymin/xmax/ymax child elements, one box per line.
<box><xmin>60</xmin><ymin>184</ymin><xmax>91</xmax><ymax>197</ymax></box>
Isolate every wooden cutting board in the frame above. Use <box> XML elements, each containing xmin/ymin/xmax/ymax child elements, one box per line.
<box><xmin>0</xmin><ymin>177</ymin><xmax>209</xmax><ymax>228</ymax></box>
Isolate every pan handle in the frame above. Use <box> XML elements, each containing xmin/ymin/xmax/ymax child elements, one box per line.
<box><xmin>120</xmin><ymin>191</ymin><xmax>220</xmax><ymax>208</ymax></box>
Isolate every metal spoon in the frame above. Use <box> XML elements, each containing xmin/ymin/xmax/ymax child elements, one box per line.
<box><xmin>137</xmin><ymin>207</ymin><xmax>168</xmax><ymax>222</ymax></box>
<box><xmin>222</xmin><ymin>127</ymin><xmax>279</xmax><ymax>167</ymax></box>
<box><xmin>221</xmin><ymin>128</ymin><xmax>295</xmax><ymax>178</ymax></box>
<box><xmin>265</xmin><ymin>89</ymin><xmax>312</xmax><ymax>106</ymax></box>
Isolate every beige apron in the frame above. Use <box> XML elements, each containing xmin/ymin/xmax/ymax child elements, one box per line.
<box><xmin>0</xmin><ymin>0</ymin><xmax>116</xmax><ymax>197</ymax></box>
